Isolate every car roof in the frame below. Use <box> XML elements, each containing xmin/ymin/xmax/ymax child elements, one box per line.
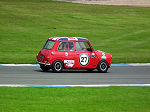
<box><xmin>48</xmin><ymin>37</ymin><xmax>88</xmax><ymax>41</ymax></box>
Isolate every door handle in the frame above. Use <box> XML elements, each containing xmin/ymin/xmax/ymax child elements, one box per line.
<box><xmin>76</xmin><ymin>53</ymin><xmax>79</xmax><ymax>55</ymax></box>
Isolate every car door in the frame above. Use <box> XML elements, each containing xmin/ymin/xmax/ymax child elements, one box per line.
<box><xmin>56</xmin><ymin>41</ymin><xmax>75</xmax><ymax>68</ymax></box>
<box><xmin>75</xmin><ymin>41</ymin><xmax>98</xmax><ymax>69</ymax></box>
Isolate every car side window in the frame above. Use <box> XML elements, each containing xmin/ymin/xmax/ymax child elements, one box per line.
<box><xmin>75</xmin><ymin>42</ymin><xmax>92</xmax><ymax>52</ymax></box>
<box><xmin>58</xmin><ymin>41</ymin><xmax>74</xmax><ymax>51</ymax></box>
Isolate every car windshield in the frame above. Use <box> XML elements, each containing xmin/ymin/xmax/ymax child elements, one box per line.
<box><xmin>43</xmin><ymin>40</ymin><xmax>55</xmax><ymax>50</ymax></box>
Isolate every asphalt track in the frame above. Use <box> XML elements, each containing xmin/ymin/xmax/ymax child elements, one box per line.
<box><xmin>0</xmin><ymin>66</ymin><xmax>150</xmax><ymax>85</ymax></box>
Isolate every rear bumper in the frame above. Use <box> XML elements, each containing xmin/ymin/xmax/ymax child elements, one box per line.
<box><xmin>36</xmin><ymin>60</ymin><xmax>51</xmax><ymax>66</ymax></box>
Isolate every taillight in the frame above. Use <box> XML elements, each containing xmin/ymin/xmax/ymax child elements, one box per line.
<box><xmin>36</xmin><ymin>54</ymin><xmax>38</xmax><ymax>58</ymax></box>
<box><xmin>39</xmin><ymin>55</ymin><xmax>44</xmax><ymax>59</ymax></box>
<box><xmin>46</xmin><ymin>56</ymin><xmax>49</xmax><ymax>59</ymax></box>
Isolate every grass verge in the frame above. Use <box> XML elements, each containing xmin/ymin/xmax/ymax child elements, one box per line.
<box><xmin>0</xmin><ymin>0</ymin><xmax>150</xmax><ymax>63</ymax></box>
<box><xmin>0</xmin><ymin>87</ymin><xmax>150</xmax><ymax>112</ymax></box>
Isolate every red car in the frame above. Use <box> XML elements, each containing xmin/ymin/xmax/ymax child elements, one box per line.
<box><xmin>36</xmin><ymin>37</ymin><xmax>112</xmax><ymax>72</ymax></box>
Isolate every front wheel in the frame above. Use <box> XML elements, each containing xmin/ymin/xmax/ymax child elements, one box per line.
<box><xmin>52</xmin><ymin>60</ymin><xmax>64</xmax><ymax>72</ymax></box>
<box><xmin>97</xmin><ymin>60</ymin><xmax>109</xmax><ymax>73</ymax></box>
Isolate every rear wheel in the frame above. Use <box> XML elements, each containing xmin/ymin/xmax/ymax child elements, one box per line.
<box><xmin>97</xmin><ymin>60</ymin><xmax>109</xmax><ymax>73</ymax></box>
<box><xmin>52</xmin><ymin>60</ymin><xmax>64</xmax><ymax>72</ymax></box>
<box><xmin>40</xmin><ymin>65</ymin><xmax>50</xmax><ymax>72</ymax></box>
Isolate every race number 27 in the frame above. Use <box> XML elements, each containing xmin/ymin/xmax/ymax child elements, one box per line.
<box><xmin>79</xmin><ymin>53</ymin><xmax>89</xmax><ymax>66</ymax></box>
<box><xmin>81</xmin><ymin>57</ymin><xmax>87</xmax><ymax>63</ymax></box>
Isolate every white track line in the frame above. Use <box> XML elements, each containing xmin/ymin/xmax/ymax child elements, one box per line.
<box><xmin>129</xmin><ymin>63</ymin><xmax>150</xmax><ymax>66</ymax></box>
<box><xmin>0</xmin><ymin>84</ymin><xmax>150</xmax><ymax>87</ymax></box>
<box><xmin>0</xmin><ymin>64</ymin><xmax>39</xmax><ymax>66</ymax></box>
<box><xmin>0</xmin><ymin>84</ymin><xmax>27</xmax><ymax>87</ymax></box>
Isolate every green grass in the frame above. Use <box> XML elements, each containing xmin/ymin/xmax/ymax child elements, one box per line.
<box><xmin>0</xmin><ymin>87</ymin><xmax>150</xmax><ymax>112</ymax></box>
<box><xmin>0</xmin><ymin>0</ymin><xmax>150</xmax><ymax>63</ymax></box>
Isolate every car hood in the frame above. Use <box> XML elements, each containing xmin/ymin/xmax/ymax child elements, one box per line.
<box><xmin>94</xmin><ymin>50</ymin><xmax>111</xmax><ymax>59</ymax></box>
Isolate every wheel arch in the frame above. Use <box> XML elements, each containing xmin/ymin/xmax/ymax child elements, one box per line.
<box><xmin>52</xmin><ymin>59</ymin><xmax>64</xmax><ymax>72</ymax></box>
<box><xmin>97</xmin><ymin>60</ymin><xmax>109</xmax><ymax>73</ymax></box>
<box><xmin>52</xmin><ymin>59</ymin><xmax>64</xmax><ymax>65</ymax></box>
<box><xmin>97</xmin><ymin>60</ymin><xmax>109</xmax><ymax>67</ymax></box>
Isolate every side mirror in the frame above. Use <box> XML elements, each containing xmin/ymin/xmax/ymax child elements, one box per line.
<box><xmin>87</xmin><ymin>48</ymin><xmax>93</xmax><ymax>52</ymax></box>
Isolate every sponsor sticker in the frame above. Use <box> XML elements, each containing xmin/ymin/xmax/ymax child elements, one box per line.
<box><xmin>64</xmin><ymin>60</ymin><xmax>75</xmax><ymax>67</ymax></box>
<box><xmin>65</xmin><ymin>52</ymin><xmax>68</xmax><ymax>56</ymax></box>
<box><xmin>101</xmin><ymin>53</ymin><xmax>106</xmax><ymax>59</ymax></box>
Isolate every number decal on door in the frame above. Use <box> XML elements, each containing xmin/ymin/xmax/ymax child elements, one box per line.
<box><xmin>81</xmin><ymin>57</ymin><xmax>87</xmax><ymax>62</ymax></box>
<box><xmin>79</xmin><ymin>53</ymin><xmax>89</xmax><ymax>66</ymax></box>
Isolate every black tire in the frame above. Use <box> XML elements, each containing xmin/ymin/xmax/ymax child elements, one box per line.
<box><xmin>52</xmin><ymin>60</ymin><xmax>64</xmax><ymax>72</ymax></box>
<box><xmin>40</xmin><ymin>65</ymin><xmax>50</xmax><ymax>72</ymax></box>
<box><xmin>97</xmin><ymin>60</ymin><xmax>109</xmax><ymax>73</ymax></box>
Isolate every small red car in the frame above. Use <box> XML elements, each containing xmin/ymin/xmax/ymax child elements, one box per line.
<box><xmin>36</xmin><ymin>37</ymin><xmax>112</xmax><ymax>72</ymax></box>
